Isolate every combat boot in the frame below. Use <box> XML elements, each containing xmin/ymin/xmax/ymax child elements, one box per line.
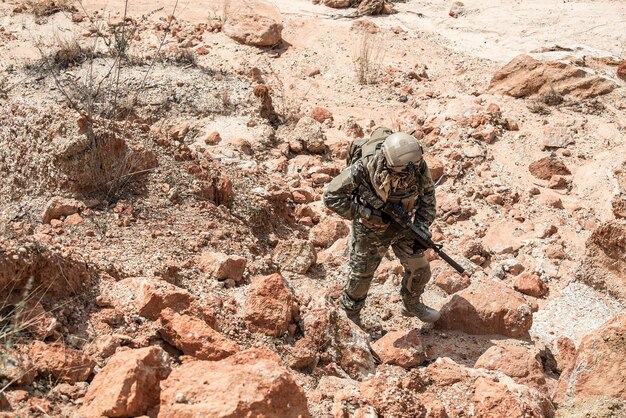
<box><xmin>402</xmin><ymin>299</ymin><xmax>440</xmax><ymax>323</ymax></box>
<box><xmin>340</xmin><ymin>293</ymin><xmax>363</xmax><ymax>327</ymax></box>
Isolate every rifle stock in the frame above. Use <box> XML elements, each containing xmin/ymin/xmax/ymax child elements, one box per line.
<box><xmin>382</xmin><ymin>203</ymin><xmax>466</xmax><ymax>274</ymax></box>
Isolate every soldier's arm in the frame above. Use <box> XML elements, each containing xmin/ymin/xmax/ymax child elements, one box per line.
<box><xmin>414</xmin><ymin>161</ymin><xmax>437</xmax><ymax>228</ymax></box>
<box><xmin>323</xmin><ymin>165</ymin><xmax>360</xmax><ymax>219</ymax></box>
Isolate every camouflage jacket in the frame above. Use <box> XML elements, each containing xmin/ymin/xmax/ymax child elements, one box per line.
<box><xmin>323</xmin><ymin>152</ymin><xmax>437</xmax><ymax>228</ymax></box>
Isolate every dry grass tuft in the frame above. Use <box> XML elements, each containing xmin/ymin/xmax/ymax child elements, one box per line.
<box><xmin>353</xmin><ymin>33</ymin><xmax>386</xmax><ymax>85</ymax></box>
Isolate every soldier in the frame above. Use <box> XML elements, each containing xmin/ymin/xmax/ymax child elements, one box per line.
<box><xmin>323</xmin><ymin>129</ymin><xmax>439</xmax><ymax>323</ymax></box>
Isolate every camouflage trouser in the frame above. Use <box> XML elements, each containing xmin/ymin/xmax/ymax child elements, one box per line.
<box><xmin>342</xmin><ymin>220</ymin><xmax>431</xmax><ymax>312</ymax></box>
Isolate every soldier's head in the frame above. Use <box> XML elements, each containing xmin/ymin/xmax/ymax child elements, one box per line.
<box><xmin>381</xmin><ymin>132</ymin><xmax>423</xmax><ymax>175</ymax></box>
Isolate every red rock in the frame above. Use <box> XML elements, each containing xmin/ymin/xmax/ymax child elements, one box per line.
<box><xmin>41</xmin><ymin>197</ymin><xmax>84</xmax><ymax>223</ymax></box>
<box><xmin>131</xmin><ymin>277</ymin><xmax>195</xmax><ymax>320</ymax></box>
<box><xmin>418</xmin><ymin>392</ymin><xmax>447</xmax><ymax>418</ymax></box>
<box><xmin>204</xmin><ymin>131</ymin><xmax>221</xmax><ymax>145</ymax></box>
<box><xmin>475</xmin><ymin>345</ymin><xmax>546</xmax><ymax>388</ymax></box>
<box><xmin>539</xmin><ymin>195</ymin><xmax>564</xmax><ymax>211</ymax></box>
<box><xmin>28</xmin><ymin>341</ymin><xmax>95</xmax><ymax>383</ymax></box>
<box><xmin>309</xmin><ymin>217</ymin><xmax>349</xmax><ymax>248</ymax></box>
<box><xmin>555</xmin><ymin>315</ymin><xmax>626</xmax><ymax>404</ymax></box>
<box><xmin>197</xmin><ymin>251</ymin><xmax>246</xmax><ymax>282</ymax></box>
<box><xmin>582</xmin><ymin>220</ymin><xmax>626</xmax><ymax>299</ymax></box>
<box><xmin>616</xmin><ymin>60</ymin><xmax>626</xmax><ymax>81</ymax></box>
<box><xmin>0</xmin><ymin>348</ymin><xmax>36</xmax><ymax>387</ymax></box>
<box><xmin>287</xmin><ymin>338</ymin><xmax>318</xmax><ymax>371</ymax></box>
<box><xmin>513</xmin><ymin>272</ymin><xmax>548</xmax><ymax>297</ymax></box>
<box><xmin>552</xmin><ymin>336</ymin><xmax>576</xmax><ymax>374</ymax></box>
<box><xmin>80</xmin><ymin>346</ymin><xmax>170</xmax><ymax>418</ymax></box>
<box><xmin>196</xmin><ymin>46</ymin><xmax>209</xmax><ymax>55</ymax></box>
<box><xmin>435</xmin><ymin>282</ymin><xmax>533</xmax><ymax>338</ymax></box>
<box><xmin>311</xmin><ymin>172</ymin><xmax>331</xmax><ymax>185</ymax></box>
<box><xmin>301</xmin><ymin>295</ymin><xmax>375</xmax><ymax>379</ymax></box>
<box><xmin>159</xmin><ymin>309</ymin><xmax>239</xmax><ymax>360</ymax></box>
<box><xmin>612</xmin><ymin>194</ymin><xmax>626</xmax><ymax>219</ymax></box>
<box><xmin>223</xmin><ymin>13</ymin><xmax>283</xmax><ymax>47</ymax></box>
<box><xmin>424</xmin><ymin>154</ymin><xmax>444</xmax><ymax>182</ymax></box>
<box><xmin>359</xmin><ymin>365</ymin><xmax>427</xmax><ymax>417</ymax></box>
<box><xmin>473</xmin><ymin>377</ymin><xmax>554</xmax><ymax>418</ymax></box>
<box><xmin>324</xmin><ymin>0</ymin><xmax>351</xmax><ymax>8</ymax></box>
<box><xmin>158</xmin><ymin>348</ymin><xmax>309</xmax><ymax>418</ymax></box>
<box><xmin>292</xmin><ymin>188</ymin><xmax>315</xmax><ymax>204</ymax></box>
<box><xmin>449</xmin><ymin>1</ymin><xmax>465</xmax><ymax>18</ymax></box>
<box><xmin>169</xmin><ymin>122</ymin><xmax>189</xmax><ymax>140</ymax></box>
<box><xmin>273</xmin><ymin>239</ymin><xmax>317</xmax><ymax>274</ymax></box>
<box><xmin>311</xmin><ymin>107</ymin><xmax>333</xmax><ymax>123</ymax></box>
<box><xmin>423</xmin><ymin>357</ymin><xmax>468</xmax><ymax>386</ymax></box>
<box><xmin>243</xmin><ymin>273</ymin><xmax>299</xmax><ymax>337</ymax></box>
<box><xmin>291</xmin><ymin>116</ymin><xmax>327</xmax><ymax>154</ymax></box>
<box><xmin>63</xmin><ymin>213</ymin><xmax>84</xmax><ymax>227</ymax></box>
<box><xmin>528</xmin><ymin>156</ymin><xmax>571</xmax><ymax>180</ymax></box>
<box><xmin>371</xmin><ymin>329</ymin><xmax>425</xmax><ymax>368</ymax></box>
<box><xmin>434</xmin><ymin>270</ymin><xmax>471</xmax><ymax>294</ymax></box>
<box><xmin>490</xmin><ymin>54</ymin><xmax>616</xmax><ymax>99</ymax></box>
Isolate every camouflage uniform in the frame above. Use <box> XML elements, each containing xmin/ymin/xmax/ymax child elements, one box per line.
<box><xmin>323</xmin><ymin>151</ymin><xmax>437</xmax><ymax>313</ymax></box>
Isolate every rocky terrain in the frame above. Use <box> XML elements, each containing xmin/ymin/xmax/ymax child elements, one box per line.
<box><xmin>0</xmin><ymin>0</ymin><xmax>625</xmax><ymax>417</ymax></box>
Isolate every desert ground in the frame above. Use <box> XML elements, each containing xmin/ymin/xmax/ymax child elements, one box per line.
<box><xmin>1</xmin><ymin>0</ymin><xmax>625</xmax><ymax>417</ymax></box>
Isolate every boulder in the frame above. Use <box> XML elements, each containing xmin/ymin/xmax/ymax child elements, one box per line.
<box><xmin>130</xmin><ymin>277</ymin><xmax>196</xmax><ymax>320</ymax></box>
<box><xmin>301</xmin><ymin>295</ymin><xmax>375</xmax><ymax>379</ymax></box>
<box><xmin>223</xmin><ymin>13</ymin><xmax>283</xmax><ymax>47</ymax></box>
<box><xmin>371</xmin><ymin>329</ymin><xmax>425</xmax><ymax>368</ymax></box>
<box><xmin>159</xmin><ymin>309</ymin><xmax>239</xmax><ymax>361</ymax></box>
<box><xmin>79</xmin><ymin>346</ymin><xmax>170</xmax><ymax>418</ymax></box>
<box><xmin>528</xmin><ymin>156</ymin><xmax>571</xmax><ymax>180</ymax></box>
<box><xmin>474</xmin><ymin>345</ymin><xmax>546</xmax><ymax>389</ymax></box>
<box><xmin>513</xmin><ymin>272</ymin><xmax>548</xmax><ymax>297</ymax></box>
<box><xmin>273</xmin><ymin>239</ymin><xmax>317</xmax><ymax>274</ymax></box>
<box><xmin>244</xmin><ymin>273</ymin><xmax>299</xmax><ymax>337</ymax></box>
<box><xmin>490</xmin><ymin>54</ymin><xmax>616</xmax><ymax>99</ymax></box>
<box><xmin>435</xmin><ymin>282</ymin><xmax>533</xmax><ymax>338</ymax></box>
<box><xmin>158</xmin><ymin>349</ymin><xmax>309</xmax><ymax>418</ymax></box>
<box><xmin>582</xmin><ymin>220</ymin><xmax>626</xmax><ymax>299</ymax></box>
<box><xmin>554</xmin><ymin>315</ymin><xmax>626</xmax><ymax>404</ymax></box>
<box><xmin>309</xmin><ymin>217</ymin><xmax>349</xmax><ymax>248</ymax></box>
<box><xmin>434</xmin><ymin>270</ymin><xmax>471</xmax><ymax>294</ymax></box>
<box><xmin>28</xmin><ymin>341</ymin><xmax>95</xmax><ymax>383</ymax></box>
<box><xmin>197</xmin><ymin>251</ymin><xmax>246</xmax><ymax>282</ymax></box>
<box><xmin>473</xmin><ymin>377</ymin><xmax>554</xmax><ymax>418</ymax></box>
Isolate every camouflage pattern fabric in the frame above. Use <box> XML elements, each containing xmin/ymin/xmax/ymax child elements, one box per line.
<box><xmin>323</xmin><ymin>150</ymin><xmax>437</xmax><ymax>312</ymax></box>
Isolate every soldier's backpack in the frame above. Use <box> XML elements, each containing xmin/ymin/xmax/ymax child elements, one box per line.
<box><xmin>346</xmin><ymin>126</ymin><xmax>393</xmax><ymax>166</ymax></box>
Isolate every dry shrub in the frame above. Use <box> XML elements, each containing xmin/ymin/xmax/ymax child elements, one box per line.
<box><xmin>28</xmin><ymin>0</ymin><xmax>76</xmax><ymax>17</ymax></box>
<box><xmin>167</xmin><ymin>47</ymin><xmax>197</xmax><ymax>66</ymax></box>
<box><xmin>540</xmin><ymin>86</ymin><xmax>564</xmax><ymax>106</ymax></box>
<box><xmin>51</xmin><ymin>34</ymin><xmax>95</xmax><ymax>69</ymax></box>
<box><xmin>353</xmin><ymin>33</ymin><xmax>386</xmax><ymax>85</ymax></box>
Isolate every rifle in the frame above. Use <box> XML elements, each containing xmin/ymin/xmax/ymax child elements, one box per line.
<box><xmin>382</xmin><ymin>202</ymin><xmax>466</xmax><ymax>274</ymax></box>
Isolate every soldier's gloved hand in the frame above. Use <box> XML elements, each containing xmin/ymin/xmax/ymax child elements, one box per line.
<box><xmin>358</xmin><ymin>205</ymin><xmax>389</xmax><ymax>231</ymax></box>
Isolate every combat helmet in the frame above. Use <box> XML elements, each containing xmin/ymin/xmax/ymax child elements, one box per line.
<box><xmin>381</xmin><ymin>132</ymin><xmax>423</xmax><ymax>171</ymax></box>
